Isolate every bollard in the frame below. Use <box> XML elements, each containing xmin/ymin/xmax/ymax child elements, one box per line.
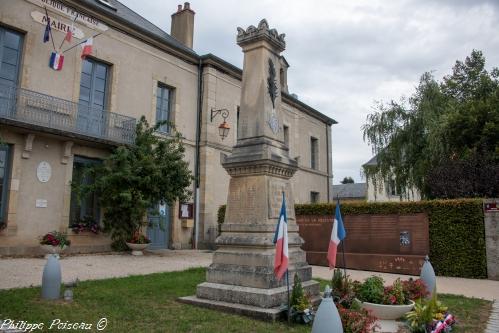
<box><xmin>311</xmin><ymin>285</ymin><xmax>343</xmax><ymax>333</ymax></box>
<box><xmin>41</xmin><ymin>254</ymin><xmax>61</xmax><ymax>300</ymax></box>
<box><xmin>420</xmin><ymin>255</ymin><xmax>436</xmax><ymax>297</ymax></box>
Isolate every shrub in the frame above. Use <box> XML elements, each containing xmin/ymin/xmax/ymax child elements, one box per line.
<box><xmin>402</xmin><ymin>278</ymin><xmax>429</xmax><ymax>301</ymax></box>
<box><xmin>338</xmin><ymin>304</ymin><xmax>379</xmax><ymax>333</ymax></box>
<box><xmin>357</xmin><ymin>276</ymin><xmax>384</xmax><ymax>304</ymax></box>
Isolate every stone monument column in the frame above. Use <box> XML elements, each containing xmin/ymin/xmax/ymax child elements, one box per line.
<box><xmin>181</xmin><ymin>19</ymin><xmax>319</xmax><ymax>320</ymax></box>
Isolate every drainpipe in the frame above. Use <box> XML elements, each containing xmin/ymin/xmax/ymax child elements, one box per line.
<box><xmin>193</xmin><ymin>58</ymin><xmax>204</xmax><ymax>249</ymax></box>
<box><xmin>326</xmin><ymin>123</ymin><xmax>331</xmax><ymax>202</ymax></box>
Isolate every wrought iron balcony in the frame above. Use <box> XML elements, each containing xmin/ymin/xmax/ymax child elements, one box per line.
<box><xmin>0</xmin><ymin>84</ymin><xmax>136</xmax><ymax>145</ymax></box>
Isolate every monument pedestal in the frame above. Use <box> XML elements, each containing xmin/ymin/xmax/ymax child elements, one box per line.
<box><xmin>180</xmin><ymin>19</ymin><xmax>320</xmax><ymax>320</ymax></box>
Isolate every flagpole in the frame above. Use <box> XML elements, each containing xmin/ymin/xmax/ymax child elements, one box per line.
<box><xmin>59</xmin><ymin>16</ymin><xmax>78</xmax><ymax>50</ymax></box>
<box><xmin>336</xmin><ymin>195</ymin><xmax>348</xmax><ymax>281</ymax></box>
<box><xmin>44</xmin><ymin>7</ymin><xmax>56</xmax><ymax>51</ymax></box>
<box><xmin>286</xmin><ymin>269</ymin><xmax>291</xmax><ymax>324</ymax></box>
<box><xmin>62</xmin><ymin>33</ymin><xmax>102</xmax><ymax>54</ymax></box>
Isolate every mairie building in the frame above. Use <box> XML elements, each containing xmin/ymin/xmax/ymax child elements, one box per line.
<box><xmin>0</xmin><ymin>0</ymin><xmax>336</xmax><ymax>255</ymax></box>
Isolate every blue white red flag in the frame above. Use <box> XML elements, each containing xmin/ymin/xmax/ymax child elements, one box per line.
<box><xmin>81</xmin><ymin>37</ymin><xmax>93</xmax><ymax>59</ymax></box>
<box><xmin>273</xmin><ymin>193</ymin><xmax>289</xmax><ymax>280</ymax></box>
<box><xmin>327</xmin><ymin>200</ymin><xmax>347</xmax><ymax>269</ymax></box>
<box><xmin>49</xmin><ymin>52</ymin><xmax>64</xmax><ymax>71</ymax></box>
<box><xmin>43</xmin><ymin>17</ymin><xmax>51</xmax><ymax>43</ymax></box>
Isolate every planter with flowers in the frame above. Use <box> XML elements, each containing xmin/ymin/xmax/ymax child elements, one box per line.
<box><xmin>355</xmin><ymin>276</ymin><xmax>426</xmax><ymax>320</ymax></box>
<box><xmin>125</xmin><ymin>229</ymin><xmax>151</xmax><ymax>256</ymax></box>
<box><xmin>39</xmin><ymin>231</ymin><xmax>71</xmax><ymax>258</ymax></box>
<box><xmin>70</xmin><ymin>215</ymin><xmax>100</xmax><ymax>234</ymax></box>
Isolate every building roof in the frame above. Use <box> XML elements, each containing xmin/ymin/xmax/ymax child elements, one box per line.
<box><xmin>332</xmin><ymin>183</ymin><xmax>367</xmax><ymax>199</ymax></box>
<box><xmin>75</xmin><ymin>0</ymin><xmax>198</xmax><ymax>58</ymax></box>
<box><xmin>363</xmin><ymin>155</ymin><xmax>378</xmax><ymax>167</ymax></box>
<box><xmin>74</xmin><ymin>0</ymin><xmax>337</xmax><ymax>125</ymax></box>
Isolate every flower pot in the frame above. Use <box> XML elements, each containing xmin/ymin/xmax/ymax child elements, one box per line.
<box><xmin>356</xmin><ymin>299</ymin><xmax>415</xmax><ymax>320</ymax></box>
<box><xmin>125</xmin><ymin>242</ymin><xmax>150</xmax><ymax>256</ymax></box>
<box><xmin>40</xmin><ymin>245</ymin><xmax>67</xmax><ymax>259</ymax></box>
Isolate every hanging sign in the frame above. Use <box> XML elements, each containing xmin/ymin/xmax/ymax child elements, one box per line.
<box><xmin>37</xmin><ymin>0</ymin><xmax>109</xmax><ymax>32</ymax></box>
<box><xmin>31</xmin><ymin>11</ymin><xmax>84</xmax><ymax>39</ymax></box>
<box><xmin>37</xmin><ymin>161</ymin><xmax>52</xmax><ymax>183</ymax></box>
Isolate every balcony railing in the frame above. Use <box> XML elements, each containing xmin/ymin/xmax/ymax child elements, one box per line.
<box><xmin>0</xmin><ymin>84</ymin><xmax>136</xmax><ymax>145</ymax></box>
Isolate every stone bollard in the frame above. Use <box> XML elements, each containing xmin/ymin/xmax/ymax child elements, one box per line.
<box><xmin>311</xmin><ymin>286</ymin><xmax>343</xmax><ymax>333</ymax></box>
<box><xmin>41</xmin><ymin>254</ymin><xmax>61</xmax><ymax>300</ymax></box>
<box><xmin>420</xmin><ymin>255</ymin><xmax>436</xmax><ymax>297</ymax></box>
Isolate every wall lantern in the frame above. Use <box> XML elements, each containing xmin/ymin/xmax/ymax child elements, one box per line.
<box><xmin>211</xmin><ymin>108</ymin><xmax>230</xmax><ymax>140</ymax></box>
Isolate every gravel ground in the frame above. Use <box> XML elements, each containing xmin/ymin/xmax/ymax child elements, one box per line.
<box><xmin>1</xmin><ymin>251</ymin><xmax>497</xmax><ymax>301</ymax></box>
<box><xmin>0</xmin><ymin>250</ymin><xmax>213</xmax><ymax>289</ymax></box>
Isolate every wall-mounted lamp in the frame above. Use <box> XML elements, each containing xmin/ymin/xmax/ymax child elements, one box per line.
<box><xmin>211</xmin><ymin>108</ymin><xmax>230</xmax><ymax>140</ymax></box>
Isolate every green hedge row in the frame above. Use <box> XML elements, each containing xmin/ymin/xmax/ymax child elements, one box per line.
<box><xmin>218</xmin><ymin>199</ymin><xmax>487</xmax><ymax>278</ymax></box>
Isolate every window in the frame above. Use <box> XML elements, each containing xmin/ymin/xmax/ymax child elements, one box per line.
<box><xmin>387</xmin><ymin>179</ymin><xmax>399</xmax><ymax>196</ymax></box>
<box><xmin>0</xmin><ymin>145</ymin><xmax>12</xmax><ymax>225</ymax></box>
<box><xmin>69</xmin><ymin>156</ymin><xmax>101</xmax><ymax>226</ymax></box>
<box><xmin>283</xmin><ymin>125</ymin><xmax>289</xmax><ymax>147</ymax></box>
<box><xmin>310</xmin><ymin>191</ymin><xmax>320</xmax><ymax>203</ymax></box>
<box><xmin>156</xmin><ymin>84</ymin><xmax>172</xmax><ymax>133</ymax></box>
<box><xmin>310</xmin><ymin>137</ymin><xmax>318</xmax><ymax>169</ymax></box>
<box><xmin>78</xmin><ymin>58</ymin><xmax>109</xmax><ymax>136</ymax></box>
<box><xmin>0</xmin><ymin>27</ymin><xmax>23</xmax><ymax>87</ymax></box>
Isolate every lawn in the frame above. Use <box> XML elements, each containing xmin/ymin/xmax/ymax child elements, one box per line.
<box><xmin>0</xmin><ymin>268</ymin><xmax>492</xmax><ymax>332</ymax></box>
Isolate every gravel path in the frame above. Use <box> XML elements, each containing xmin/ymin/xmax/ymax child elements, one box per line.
<box><xmin>0</xmin><ymin>250</ymin><xmax>213</xmax><ymax>289</ymax></box>
<box><xmin>1</xmin><ymin>251</ymin><xmax>498</xmax><ymax>302</ymax></box>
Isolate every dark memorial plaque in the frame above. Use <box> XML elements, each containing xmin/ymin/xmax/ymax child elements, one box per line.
<box><xmin>297</xmin><ymin>213</ymin><xmax>429</xmax><ymax>275</ymax></box>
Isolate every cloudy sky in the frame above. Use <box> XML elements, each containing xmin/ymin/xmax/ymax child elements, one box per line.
<box><xmin>120</xmin><ymin>0</ymin><xmax>499</xmax><ymax>184</ymax></box>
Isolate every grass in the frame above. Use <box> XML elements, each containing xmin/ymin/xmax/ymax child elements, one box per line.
<box><xmin>0</xmin><ymin>268</ymin><xmax>492</xmax><ymax>332</ymax></box>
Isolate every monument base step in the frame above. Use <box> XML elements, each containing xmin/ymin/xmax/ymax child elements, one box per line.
<box><xmin>178</xmin><ymin>296</ymin><xmax>285</xmax><ymax>321</ymax></box>
<box><xmin>196</xmin><ymin>280</ymin><xmax>320</xmax><ymax>308</ymax></box>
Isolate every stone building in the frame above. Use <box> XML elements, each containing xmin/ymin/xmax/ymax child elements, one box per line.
<box><xmin>363</xmin><ymin>155</ymin><xmax>421</xmax><ymax>202</ymax></box>
<box><xmin>0</xmin><ymin>0</ymin><xmax>335</xmax><ymax>255</ymax></box>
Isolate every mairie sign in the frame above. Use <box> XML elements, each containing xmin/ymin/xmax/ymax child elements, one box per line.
<box><xmin>29</xmin><ymin>0</ymin><xmax>109</xmax><ymax>32</ymax></box>
<box><xmin>31</xmin><ymin>11</ymin><xmax>84</xmax><ymax>40</ymax></box>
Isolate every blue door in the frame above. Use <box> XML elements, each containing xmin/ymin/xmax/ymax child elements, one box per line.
<box><xmin>147</xmin><ymin>202</ymin><xmax>170</xmax><ymax>249</ymax></box>
<box><xmin>78</xmin><ymin>58</ymin><xmax>109</xmax><ymax>137</ymax></box>
<box><xmin>0</xmin><ymin>27</ymin><xmax>23</xmax><ymax>117</ymax></box>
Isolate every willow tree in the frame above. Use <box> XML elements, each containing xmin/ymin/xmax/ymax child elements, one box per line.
<box><xmin>72</xmin><ymin>116</ymin><xmax>193</xmax><ymax>249</ymax></box>
<box><xmin>363</xmin><ymin>50</ymin><xmax>499</xmax><ymax>199</ymax></box>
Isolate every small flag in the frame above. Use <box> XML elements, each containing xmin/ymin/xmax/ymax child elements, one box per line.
<box><xmin>273</xmin><ymin>193</ymin><xmax>289</xmax><ymax>280</ymax></box>
<box><xmin>43</xmin><ymin>17</ymin><xmax>51</xmax><ymax>43</ymax></box>
<box><xmin>81</xmin><ymin>37</ymin><xmax>93</xmax><ymax>59</ymax></box>
<box><xmin>64</xmin><ymin>25</ymin><xmax>73</xmax><ymax>43</ymax></box>
<box><xmin>327</xmin><ymin>200</ymin><xmax>347</xmax><ymax>269</ymax></box>
<box><xmin>49</xmin><ymin>52</ymin><xmax>64</xmax><ymax>71</ymax></box>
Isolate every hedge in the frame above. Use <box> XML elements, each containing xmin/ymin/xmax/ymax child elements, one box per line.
<box><xmin>218</xmin><ymin>199</ymin><xmax>487</xmax><ymax>279</ymax></box>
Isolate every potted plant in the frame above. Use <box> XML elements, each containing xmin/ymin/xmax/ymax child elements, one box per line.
<box><xmin>125</xmin><ymin>228</ymin><xmax>151</xmax><ymax>256</ymax></box>
<box><xmin>39</xmin><ymin>231</ymin><xmax>71</xmax><ymax>257</ymax></box>
<box><xmin>288</xmin><ymin>274</ymin><xmax>314</xmax><ymax>324</ymax></box>
<box><xmin>356</xmin><ymin>276</ymin><xmax>417</xmax><ymax>320</ymax></box>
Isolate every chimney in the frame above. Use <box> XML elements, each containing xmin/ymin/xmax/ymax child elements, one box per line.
<box><xmin>171</xmin><ymin>2</ymin><xmax>195</xmax><ymax>48</ymax></box>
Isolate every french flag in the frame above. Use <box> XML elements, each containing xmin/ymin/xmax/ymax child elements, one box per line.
<box><xmin>81</xmin><ymin>37</ymin><xmax>93</xmax><ymax>59</ymax></box>
<box><xmin>273</xmin><ymin>193</ymin><xmax>289</xmax><ymax>280</ymax></box>
<box><xmin>49</xmin><ymin>52</ymin><xmax>64</xmax><ymax>71</ymax></box>
<box><xmin>327</xmin><ymin>200</ymin><xmax>347</xmax><ymax>269</ymax></box>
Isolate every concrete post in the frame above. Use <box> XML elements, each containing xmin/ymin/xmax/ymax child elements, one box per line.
<box><xmin>41</xmin><ymin>255</ymin><xmax>61</xmax><ymax>300</ymax></box>
<box><xmin>484</xmin><ymin>199</ymin><xmax>499</xmax><ymax>280</ymax></box>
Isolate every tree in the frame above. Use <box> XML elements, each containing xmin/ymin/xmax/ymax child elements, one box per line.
<box><xmin>363</xmin><ymin>50</ymin><xmax>499</xmax><ymax>199</ymax></box>
<box><xmin>72</xmin><ymin>116</ymin><xmax>193</xmax><ymax>249</ymax></box>
<box><xmin>341</xmin><ymin>177</ymin><xmax>355</xmax><ymax>184</ymax></box>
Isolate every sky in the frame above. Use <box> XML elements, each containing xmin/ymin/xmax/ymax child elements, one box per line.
<box><xmin>119</xmin><ymin>0</ymin><xmax>499</xmax><ymax>184</ymax></box>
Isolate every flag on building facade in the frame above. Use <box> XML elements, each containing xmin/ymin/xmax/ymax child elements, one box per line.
<box><xmin>43</xmin><ymin>17</ymin><xmax>51</xmax><ymax>43</ymax></box>
<box><xmin>49</xmin><ymin>52</ymin><xmax>64</xmax><ymax>71</ymax></box>
<box><xmin>81</xmin><ymin>37</ymin><xmax>93</xmax><ymax>58</ymax></box>
<box><xmin>327</xmin><ymin>200</ymin><xmax>347</xmax><ymax>269</ymax></box>
<box><xmin>64</xmin><ymin>25</ymin><xmax>73</xmax><ymax>43</ymax></box>
<box><xmin>273</xmin><ymin>193</ymin><xmax>289</xmax><ymax>280</ymax></box>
